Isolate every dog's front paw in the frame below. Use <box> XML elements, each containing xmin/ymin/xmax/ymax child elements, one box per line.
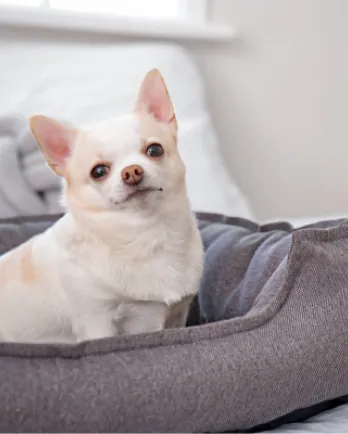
<box><xmin>115</xmin><ymin>301</ymin><xmax>168</xmax><ymax>335</ymax></box>
<box><xmin>73</xmin><ymin>314</ymin><xmax>117</xmax><ymax>342</ymax></box>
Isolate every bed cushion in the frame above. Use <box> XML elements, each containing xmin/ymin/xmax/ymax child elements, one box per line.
<box><xmin>0</xmin><ymin>213</ymin><xmax>347</xmax><ymax>433</ymax></box>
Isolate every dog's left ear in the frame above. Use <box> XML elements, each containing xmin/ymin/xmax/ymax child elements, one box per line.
<box><xmin>135</xmin><ymin>69</ymin><xmax>177</xmax><ymax>132</ymax></box>
<box><xmin>30</xmin><ymin>115</ymin><xmax>77</xmax><ymax>177</ymax></box>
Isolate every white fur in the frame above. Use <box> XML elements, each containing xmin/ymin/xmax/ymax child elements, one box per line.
<box><xmin>0</xmin><ymin>75</ymin><xmax>203</xmax><ymax>343</ymax></box>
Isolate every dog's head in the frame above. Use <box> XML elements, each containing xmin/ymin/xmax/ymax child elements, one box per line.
<box><xmin>30</xmin><ymin>69</ymin><xmax>186</xmax><ymax>217</ymax></box>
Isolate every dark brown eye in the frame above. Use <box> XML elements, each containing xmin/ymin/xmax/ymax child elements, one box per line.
<box><xmin>146</xmin><ymin>143</ymin><xmax>164</xmax><ymax>158</ymax></box>
<box><xmin>90</xmin><ymin>164</ymin><xmax>110</xmax><ymax>180</ymax></box>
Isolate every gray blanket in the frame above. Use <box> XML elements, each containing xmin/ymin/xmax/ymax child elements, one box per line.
<box><xmin>0</xmin><ymin>116</ymin><xmax>62</xmax><ymax>218</ymax></box>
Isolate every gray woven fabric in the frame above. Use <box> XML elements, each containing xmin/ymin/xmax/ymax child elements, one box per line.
<box><xmin>0</xmin><ymin>116</ymin><xmax>64</xmax><ymax>218</ymax></box>
<box><xmin>0</xmin><ymin>213</ymin><xmax>347</xmax><ymax>433</ymax></box>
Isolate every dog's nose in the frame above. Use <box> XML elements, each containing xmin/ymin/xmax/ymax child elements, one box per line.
<box><xmin>121</xmin><ymin>165</ymin><xmax>144</xmax><ymax>186</ymax></box>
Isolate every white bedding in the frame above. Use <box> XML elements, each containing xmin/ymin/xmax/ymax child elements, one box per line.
<box><xmin>267</xmin><ymin>403</ymin><xmax>348</xmax><ymax>433</ymax></box>
<box><xmin>269</xmin><ymin>215</ymin><xmax>347</xmax><ymax>228</ymax></box>
<box><xmin>0</xmin><ymin>37</ymin><xmax>254</xmax><ymax>219</ymax></box>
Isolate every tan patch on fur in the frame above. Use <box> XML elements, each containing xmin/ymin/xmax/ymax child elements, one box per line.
<box><xmin>20</xmin><ymin>241</ymin><xmax>37</xmax><ymax>283</ymax></box>
<box><xmin>0</xmin><ymin>240</ymin><xmax>37</xmax><ymax>285</ymax></box>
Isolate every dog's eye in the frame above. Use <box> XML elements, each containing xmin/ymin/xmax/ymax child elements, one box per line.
<box><xmin>146</xmin><ymin>143</ymin><xmax>164</xmax><ymax>158</ymax></box>
<box><xmin>90</xmin><ymin>164</ymin><xmax>110</xmax><ymax>180</ymax></box>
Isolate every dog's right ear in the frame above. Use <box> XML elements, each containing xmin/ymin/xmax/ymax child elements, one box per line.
<box><xmin>134</xmin><ymin>69</ymin><xmax>177</xmax><ymax>132</ymax></box>
<box><xmin>30</xmin><ymin>116</ymin><xmax>77</xmax><ymax>176</ymax></box>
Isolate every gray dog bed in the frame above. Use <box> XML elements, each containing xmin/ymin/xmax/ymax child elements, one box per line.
<box><xmin>0</xmin><ymin>213</ymin><xmax>347</xmax><ymax>433</ymax></box>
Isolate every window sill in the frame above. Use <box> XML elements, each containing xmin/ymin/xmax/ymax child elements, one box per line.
<box><xmin>0</xmin><ymin>5</ymin><xmax>235</xmax><ymax>42</ymax></box>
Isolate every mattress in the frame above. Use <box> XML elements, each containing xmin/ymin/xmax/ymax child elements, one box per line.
<box><xmin>268</xmin><ymin>402</ymin><xmax>348</xmax><ymax>433</ymax></box>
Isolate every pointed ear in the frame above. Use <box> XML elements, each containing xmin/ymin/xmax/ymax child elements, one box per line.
<box><xmin>30</xmin><ymin>115</ymin><xmax>77</xmax><ymax>176</ymax></box>
<box><xmin>134</xmin><ymin>69</ymin><xmax>177</xmax><ymax>131</ymax></box>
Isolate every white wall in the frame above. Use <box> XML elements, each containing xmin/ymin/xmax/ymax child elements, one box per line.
<box><xmin>193</xmin><ymin>0</ymin><xmax>348</xmax><ymax>221</ymax></box>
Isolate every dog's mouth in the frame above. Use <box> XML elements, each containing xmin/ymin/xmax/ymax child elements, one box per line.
<box><xmin>128</xmin><ymin>187</ymin><xmax>163</xmax><ymax>200</ymax></box>
<box><xmin>116</xmin><ymin>187</ymin><xmax>163</xmax><ymax>205</ymax></box>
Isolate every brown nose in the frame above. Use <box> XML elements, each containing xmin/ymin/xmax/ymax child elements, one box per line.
<box><xmin>121</xmin><ymin>165</ymin><xmax>144</xmax><ymax>186</ymax></box>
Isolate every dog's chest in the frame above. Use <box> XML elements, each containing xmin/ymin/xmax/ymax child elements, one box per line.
<box><xmin>104</xmin><ymin>245</ymin><xmax>197</xmax><ymax>304</ymax></box>
<box><xmin>73</xmin><ymin>234</ymin><xmax>201</xmax><ymax>305</ymax></box>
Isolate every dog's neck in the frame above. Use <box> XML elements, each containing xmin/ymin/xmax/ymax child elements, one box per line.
<box><xmin>54</xmin><ymin>188</ymin><xmax>195</xmax><ymax>258</ymax></box>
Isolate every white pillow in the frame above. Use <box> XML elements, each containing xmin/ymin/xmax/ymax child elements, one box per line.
<box><xmin>0</xmin><ymin>38</ymin><xmax>254</xmax><ymax>218</ymax></box>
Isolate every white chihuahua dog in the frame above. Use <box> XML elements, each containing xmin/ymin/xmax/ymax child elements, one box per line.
<box><xmin>0</xmin><ymin>69</ymin><xmax>203</xmax><ymax>343</ymax></box>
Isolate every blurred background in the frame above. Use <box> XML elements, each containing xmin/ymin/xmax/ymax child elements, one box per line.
<box><xmin>0</xmin><ymin>0</ymin><xmax>347</xmax><ymax>226</ymax></box>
